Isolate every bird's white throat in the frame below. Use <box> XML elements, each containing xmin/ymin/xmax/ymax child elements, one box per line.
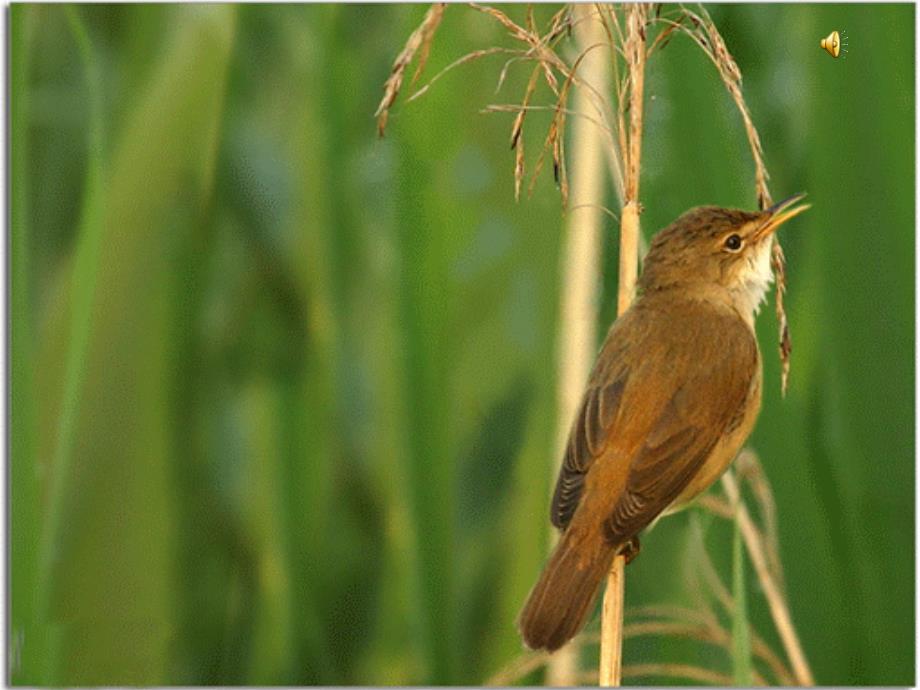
<box><xmin>733</xmin><ymin>238</ymin><xmax>775</xmax><ymax>320</ymax></box>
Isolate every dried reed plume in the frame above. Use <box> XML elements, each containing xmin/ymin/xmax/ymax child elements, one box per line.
<box><xmin>375</xmin><ymin>3</ymin><xmax>446</xmax><ymax>137</ymax></box>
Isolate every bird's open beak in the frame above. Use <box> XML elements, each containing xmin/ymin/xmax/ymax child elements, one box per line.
<box><xmin>754</xmin><ymin>192</ymin><xmax>811</xmax><ymax>241</ymax></box>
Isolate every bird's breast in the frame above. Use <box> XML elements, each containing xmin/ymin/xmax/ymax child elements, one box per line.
<box><xmin>666</xmin><ymin>355</ymin><xmax>763</xmax><ymax>513</ymax></box>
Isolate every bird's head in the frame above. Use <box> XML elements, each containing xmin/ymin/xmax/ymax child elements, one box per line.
<box><xmin>638</xmin><ymin>194</ymin><xmax>810</xmax><ymax>317</ymax></box>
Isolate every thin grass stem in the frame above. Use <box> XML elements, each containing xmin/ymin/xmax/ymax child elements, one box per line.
<box><xmin>600</xmin><ymin>5</ymin><xmax>648</xmax><ymax>686</ymax></box>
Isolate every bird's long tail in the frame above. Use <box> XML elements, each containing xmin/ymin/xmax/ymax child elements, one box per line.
<box><xmin>518</xmin><ymin>528</ymin><xmax>616</xmax><ymax>652</ymax></box>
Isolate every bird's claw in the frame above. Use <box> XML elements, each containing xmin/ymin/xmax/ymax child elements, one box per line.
<box><xmin>620</xmin><ymin>536</ymin><xmax>641</xmax><ymax>565</ymax></box>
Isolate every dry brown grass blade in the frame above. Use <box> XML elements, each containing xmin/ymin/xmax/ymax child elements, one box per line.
<box><xmin>514</xmin><ymin>132</ymin><xmax>526</xmax><ymax>202</ymax></box>
<box><xmin>626</xmin><ymin>621</ymin><xmax>770</xmax><ymax>685</ymax></box>
<box><xmin>522</xmin><ymin>37</ymin><xmax>608</xmax><ymax>201</ymax></box>
<box><xmin>735</xmin><ymin>449</ymin><xmax>786</xmax><ymax>592</ymax></box>
<box><xmin>496</xmin><ymin>54</ymin><xmax>531</xmax><ymax>94</ymax></box>
<box><xmin>510</xmin><ymin>67</ymin><xmax>539</xmax><ymax>136</ymax></box>
<box><xmin>525</xmin><ymin>121</ymin><xmax>553</xmax><ymax>199</ymax></box>
<box><xmin>529</xmin><ymin>34</ymin><xmax>623</xmax><ymax>202</ymax></box>
<box><xmin>628</xmin><ymin>602</ymin><xmax>721</xmax><ymax>627</ymax></box>
<box><xmin>696</xmin><ymin>493</ymin><xmax>735</xmax><ymax>519</ymax></box>
<box><xmin>406</xmin><ymin>47</ymin><xmax>514</xmax><ymax>103</ymax></box>
<box><xmin>467</xmin><ymin>5</ymin><xmax>619</xmax><ymax>203</ymax></box>
<box><xmin>485</xmin><ymin>103</ymin><xmax>612</xmax><ymax>136</ymax></box>
<box><xmin>695</xmin><ymin>482</ymin><xmax>797</xmax><ymax>683</ymax></box>
<box><xmin>696</xmin><ymin>481</ymin><xmax>779</xmax><ymax>597</ymax></box>
<box><xmin>529</xmin><ymin>117</ymin><xmax>558</xmax><ymax>199</ymax></box>
<box><xmin>594</xmin><ymin>3</ymin><xmax>626</xmax><ymax>61</ymax></box>
<box><xmin>687</xmin><ymin>521</ymin><xmax>798</xmax><ymax>686</ymax></box>
<box><xmin>772</xmin><ymin>240</ymin><xmax>792</xmax><ymax>395</ymax></box>
<box><xmin>722</xmin><ymin>472</ymin><xmax>815</xmax><ymax>686</ymax></box>
<box><xmin>567</xmin><ymin>203</ymin><xmax>620</xmax><ymax>223</ymax></box>
<box><xmin>471</xmin><ymin>4</ymin><xmax>532</xmax><ymax>45</ymax></box>
<box><xmin>472</xmin><ymin>3</ymin><xmax>618</xmax><ymax>142</ymax></box>
<box><xmin>591</xmin><ymin>5</ymin><xmax>628</xmax><ymax>203</ymax></box>
<box><xmin>484</xmin><ymin>598</ymin><xmax>793</xmax><ymax>686</ymax></box>
<box><xmin>525</xmin><ymin>2</ymin><xmax>537</xmax><ymax>38</ymax></box>
<box><xmin>508</xmin><ymin>65</ymin><xmax>540</xmax><ymax>201</ymax></box>
<box><xmin>470</xmin><ymin>3</ymin><xmax>561</xmax><ymax>95</ymax></box>
<box><xmin>752</xmin><ymin>633</ymin><xmax>797</xmax><ymax>685</ymax></box>
<box><xmin>628</xmin><ymin>619</ymin><xmax>725</xmax><ymax>644</ymax></box>
<box><xmin>620</xmin><ymin>663</ymin><xmax>737</xmax><ymax>686</ymax></box>
<box><xmin>646</xmin><ymin>12</ymin><xmax>687</xmax><ymax>56</ymax></box>
<box><xmin>688</xmin><ymin>514</ymin><xmax>737</xmax><ymax>612</ymax></box>
<box><xmin>375</xmin><ymin>3</ymin><xmax>446</xmax><ymax>137</ymax></box>
<box><xmin>543</xmin><ymin>5</ymin><xmax>572</xmax><ymax>45</ymax></box>
<box><xmin>410</xmin><ymin>6</ymin><xmax>444</xmax><ymax>89</ymax></box>
<box><xmin>631</xmin><ymin>599</ymin><xmax>795</xmax><ymax>686</ymax></box>
<box><xmin>622</xmin><ymin>4</ymin><xmax>648</xmax><ymax>204</ymax></box>
<box><xmin>485</xmin><ymin>649</ymin><xmax>550</xmax><ymax>686</ymax></box>
<box><xmin>556</xmin><ymin>130</ymin><xmax>569</xmax><ymax>204</ymax></box>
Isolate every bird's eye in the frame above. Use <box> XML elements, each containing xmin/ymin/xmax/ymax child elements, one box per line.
<box><xmin>724</xmin><ymin>234</ymin><xmax>743</xmax><ymax>252</ymax></box>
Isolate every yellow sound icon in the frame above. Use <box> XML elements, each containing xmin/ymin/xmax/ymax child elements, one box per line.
<box><xmin>820</xmin><ymin>29</ymin><xmax>848</xmax><ymax>58</ymax></box>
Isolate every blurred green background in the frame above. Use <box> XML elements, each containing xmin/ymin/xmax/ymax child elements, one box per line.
<box><xmin>11</xmin><ymin>3</ymin><xmax>914</xmax><ymax>685</ymax></box>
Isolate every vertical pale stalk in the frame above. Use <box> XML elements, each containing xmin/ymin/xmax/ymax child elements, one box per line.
<box><xmin>598</xmin><ymin>564</ymin><xmax>624</xmax><ymax>685</ymax></box>
<box><xmin>615</xmin><ymin>203</ymin><xmax>639</xmax><ymax>316</ymax></box>
<box><xmin>601</xmin><ymin>4</ymin><xmax>647</xmax><ymax>687</ymax></box>
<box><xmin>546</xmin><ymin>3</ymin><xmax>612</xmax><ymax>686</ymax></box>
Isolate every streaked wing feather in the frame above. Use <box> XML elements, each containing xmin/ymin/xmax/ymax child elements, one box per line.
<box><xmin>604</xmin><ymin>416</ymin><xmax>717</xmax><ymax>540</ymax></box>
<box><xmin>550</xmin><ymin>373</ymin><xmax>627</xmax><ymax>529</ymax></box>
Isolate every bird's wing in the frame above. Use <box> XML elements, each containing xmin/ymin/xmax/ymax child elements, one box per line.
<box><xmin>604</xmin><ymin>308</ymin><xmax>758</xmax><ymax>542</ymax></box>
<box><xmin>550</xmin><ymin>312</ymin><xmax>637</xmax><ymax>529</ymax></box>
<box><xmin>550</xmin><ymin>300</ymin><xmax>757</xmax><ymax>535</ymax></box>
<box><xmin>550</xmin><ymin>372</ymin><xmax>627</xmax><ymax>528</ymax></box>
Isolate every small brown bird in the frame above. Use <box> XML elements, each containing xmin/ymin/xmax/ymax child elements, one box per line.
<box><xmin>519</xmin><ymin>194</ymin><xmax>810</xmax><ymax>652</ymax></box>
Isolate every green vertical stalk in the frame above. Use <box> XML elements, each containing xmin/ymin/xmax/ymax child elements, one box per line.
<box><xmin>33</xmin><ymin>7</ymin><xmax>237</xmax><ymax>683</ymax></box>
<box><xmin>34</xmin><ymin>8</ymin><xmax>106</xmax><ymax>683</ymax></box>
<box><xmin>273</xmin><ymin>8</ymin><xmax>340</xmax><ymax>680</ymax></box>
<box><xmin>393</xmin><ymin>134</ymin><xmax>459</xmax><ymax>685</ymax></box>
<box><xmin>731</xmin><ymin>506</ymin><xmax>753</xmax><ymax>686</ymax></box>
<box><xmin>10</xmin><ymin>5</ymin><xmax>42</xmax><ymax>683</ymax></box>
<box><xmin>242</xmin><ymin>381</ymin><xmax>294</xmax><ymax>684</ymax></box>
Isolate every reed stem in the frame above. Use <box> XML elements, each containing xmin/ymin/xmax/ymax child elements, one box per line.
<box><xmin>599</xmin><ymin>5</ymin><xmax>647</xmax><ymax>687</ymax></box>
<box><xmin>598</xmin><ymin>556</ymin><xmax>625</xmax><ymax>685</ymax></box>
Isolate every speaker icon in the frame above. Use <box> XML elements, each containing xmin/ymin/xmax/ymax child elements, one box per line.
<box><xmin>820</xmin><ymin>30</ymin><xmax>848</xmax><ymax>58</ymax></box>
